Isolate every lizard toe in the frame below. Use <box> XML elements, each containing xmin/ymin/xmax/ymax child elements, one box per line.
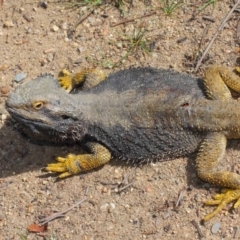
<box><xmin>45</xmin><ymin>154</ymin><xmax>81</xmax><ymax>177</ymax></box>
<box><xmin>57</xmin><ymin>69</ymin><xmax>73</xmax><ymax>92</ymax></box>
<box><xmin>204</xmin><ymin>189</ymin><xmax>240</xmax><ymax>221</ymax></box>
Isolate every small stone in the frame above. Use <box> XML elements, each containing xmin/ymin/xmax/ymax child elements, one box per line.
<box><xmin>114</xmin><ymin>169</ymin><xmax>122</xmax><ymax>179</ymax></box>
<box><xmin>25</xmin><ymin>27</ymin><xmax>32</xmax><ymax>34</ymax></box>
<box><xmin>88</xmin><ymin>17</ymin><xmax>96</xmax><ymax>25</ymax></box>
<box><xmin>19</xmin><ymin>7</ymin><xmax>25</xmax><ymax>13</ymax></box>
<box><xmin>78</xmin><ymin>47</ymin><xmax>84</xmax><ymax>53</ymax></box>
<box><xmin>102</xmin><ymin>187</ymin><xmax>108</xmax><ymax>193</ymax></box>
<box><xmin>109</xmin><ymin>203</ymin><xmax>115</xmax><ymax>209</ymax></box>
<box><xmin>23</xmin><ymin>14</ymin><xmax>32</xmax><ymax>22</ymax></box>
<box><xmin>61</xmin><ymin>22</ymin><xmax>68</xmax><ymax>30</ymax></box>
<box><xmin>72</xmin><ymin>42</ymin><xmax>79</xmax><ymax>48</ymax></box>
<box><xmin>47</xmin><ymin>53</ymin><xmax>54</xmax><ymax>62</ymax></box>
<box><xmin>40</xmin><ymin>58</ymin><xmax>48</xmax><ymax>66</ymax></box>
<box><xmin>3</xmin><ymin>20</ymin><xmax>14</xmax><ymax>28</ymax></box>
<box><xmin>124</xmin><ymin>204</ymin><xmax>130</xmax><ymax>210</ymax></box>
<box><xmin>14</xmin><ymin>73</ymin><xmax>27</xmax><ymax>82</ymax></box>
<box><xmin>185</xmin><ymin>208</ymin><xmax>191</xmax><ymax>214</ymax></box>
<box><xmin>81</xmin><ymin>6</ymin><xmax>87</xmax><ymax>12</ymax></box>
<box><xmin>108</xmin><ymin>203</ymin><xmax>116</xmax><ymax>213</ymax></box>
<box><xmin>22</xmin><ymin>177</ymin><xmax>27</xmax><ymax>182</ymax></box>
<box><xmin>145</xmin><ymin>187</ymin><xmax>152</xmax><ymax>193</ymax></box>
<box><xmin>121</xmin><ymin>51</ymin><xmax>128</xmax><ymax>57</ymax></box>
<box><xmin>100</xmin><ymin>203</ymin><xmax>109</xmax><ymax>211</ymax></box>
<box><xmin>51</xmin><ymin>25</ymin><xmax>59</xmax><ymax>32</ymax></box>
<box><xmin>42</xmin><ymin>180</ymin><xmax>48</xmax><ymax>185</ymax></box>
<box><xmin>116</xmin><ymin>42</ymin><xmax>123</xmax><ymax>49</ymax></box>
<box><xmin>211</xmin><ymin>221</ymin><xmax>221</xmax><ymax>234</ymax></box>
<box><xmin>43</xmin><ymin>48</ymin><xmax>56</xmax><ymax>54</ymax></box>
<box><xmin>73</xmin><ymin>58</ymin><xmax>83</xmax><ymax>64</ymax></box>
<box><xmin>38</xmin><ymin>1</ymin><xmax>48</xmax><ymax>9</ymax></box>
<box><xmin>0</xmin><ymin>64</ymin><xmax>8</xmax><ymax>71</ymax></box>
<box><xmin>1</xmin><ymin>86</ymin><xmax>10</xmax><ymax>94</ymax></box>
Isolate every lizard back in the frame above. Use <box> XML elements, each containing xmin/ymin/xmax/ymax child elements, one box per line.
<box><xmin>79</xmin><ymin>68</ymin><xmax>207</xmax><ymax>162</ymax></box>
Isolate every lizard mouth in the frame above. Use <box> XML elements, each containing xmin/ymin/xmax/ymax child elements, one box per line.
<box><xmin>7</xmin><ymin>107</ymin><xmax>47</xmax><ymax>126</ymax></box>
<box><xmin>7</xmin><ymin>107</ymin><xmax>71</xmax><ymax>143</ymax></box>
<box><xmin>6</xmin><ymin>106</ymin><xmax>84</xmax><ymax>143</ymax></box>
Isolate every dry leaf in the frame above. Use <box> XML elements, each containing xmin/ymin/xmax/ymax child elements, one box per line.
<box><xmin>27</xmin><ymin>223</ymin><xmax>48</xmax><ymax>233</ymax></box>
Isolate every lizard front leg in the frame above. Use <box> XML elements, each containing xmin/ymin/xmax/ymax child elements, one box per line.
<box><xmin>58</xmin><ymin>68</ymin><xmax>106</xmax><ymax>93</ymax></box>
<box><xmin>45</xmin><ymin>142</ymin><xmax>111</xmax><ymax>178</ymax></box>
<box><xmin>196</xmin><ymin>132</ymin><xmax>240</xmax><ymax>221</ymax></box>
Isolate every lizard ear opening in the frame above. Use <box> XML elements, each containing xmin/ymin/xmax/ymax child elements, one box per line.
<box><xmin>33</xmin><ymin>101</ymin><xmax>44</xmax><ymax>110</ymax></box>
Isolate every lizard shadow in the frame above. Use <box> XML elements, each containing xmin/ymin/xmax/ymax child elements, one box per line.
<box><xmin>0</xmin><ymin>117</ymin><xmax>81</xmax><ymax>179</ymax></box>
<box><xmin>0</xmin><ymin>117</ymin><xmax>132</xmax><ymax>179</ymax></box>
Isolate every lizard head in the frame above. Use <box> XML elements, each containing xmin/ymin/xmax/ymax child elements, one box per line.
<box><xmin>6</xmin><ymin>74</ymin><xmax>87</xmax><ymax>143</ymax></box>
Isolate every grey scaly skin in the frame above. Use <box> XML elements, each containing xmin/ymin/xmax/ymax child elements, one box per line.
<box><xmin>5</xmin><ymin>66</ymin><xmax>240</xmax><ymax>221</ymax></box>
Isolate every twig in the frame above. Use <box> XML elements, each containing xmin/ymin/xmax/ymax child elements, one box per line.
<box><xmin>197</xmin><ymin>23</ymin><xmax>210</xmax><ymax>60</ymax></box>
<box><xmin>191</xmin><ymin>220</ymin><xmax>204</xmax><ymax>239</ymax></box>
<box><xmin>195</xmin><ymin>0</ymin><xmax>240</xmax><ymax>72</ymax></box>
<box><xmin>111</xmin><ymin>18</ymin><xmax>135</xmax><ymax>27</ymax></box>
<box><xmin>39</xmin><ymin>197</ymin><xmax>87</xmax><ymax>225</ymax></box>
<box><xmin>230</xmin><ymin>4</ymin><xmax>240</xmax><ymax>12</ymax></box>
<box><xmin>85</xmin><ymin>186</ymin><xmax>90</xmax><ymax>196</ymax></box>
<box><xmin>67</xmin><ymin>9</ymin><xmax>95</xmax><ymax>38</ymax></box>
<box><xmin>116</xmin><ymin>169</ymin><xmax>136</xmax><ymax>193</ymax></box>
<box><xmin>117</xmin><ymin>182</ymin><xmax>134</xmax><ymax>193</ymax></box>
<box><xmin>47</xmin><ymin>51</ymin><xmax>57</xmax><ymax>71</ymax></box>
<box><xmin>233</xmin><ymin>226</ymin><xmax>239</xmax><ymax>239</ymax></box>
<box><xmin>75</xmin><ymin>9</ymin><xmax>94</xmax><ymax>28</ymax></box>
<box><xmin>110</xmin><ymin>11</ymin><xmax>156</xmax><ymax>27</ymax></box>
<box><xmin>175</xmin><ymin>187</ymin><xmax>185</xmax><ymax>208</ymax></box>
<box><xmin>202</xmin><ymin>15</ymin><xmax>215</xmax><ymax>23</ymax></box>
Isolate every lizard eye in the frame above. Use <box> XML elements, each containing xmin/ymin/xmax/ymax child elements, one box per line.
<box><xmin>33</xmin><ymin>101</ymin><xmax>44</xmax><ymax>110</ymax></box>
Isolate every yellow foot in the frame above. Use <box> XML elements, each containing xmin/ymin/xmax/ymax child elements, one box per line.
<box><xmin>57</xmin><ymin>68</ymin><xmax>106</xmax><ymax>93</ymax></box>
<box><xmin>45</xmin><ymin>154</ymin><xmax>83</xmax><ymax>178</ymax></box>
<box><xmin>45</xmin><ymin>142</ymin><xmax>111</xmax><ymax>179</ymax></box>
<box><xmin>58</xmin><ymin>69</ymin><xmax>74</xmax><ymax>93</ymax></box>
<box><xmin>204</xmin><ymin>189</ymin><xmax>240</xmax><ymax>221</ymax></box>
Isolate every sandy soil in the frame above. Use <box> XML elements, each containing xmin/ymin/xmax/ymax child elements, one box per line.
<box><xmin>1</xmin><ymin>0</ymin><xmax>240</xmax><ymax>239</ymax></box>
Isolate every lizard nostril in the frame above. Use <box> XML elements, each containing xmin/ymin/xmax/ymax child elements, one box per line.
<box><xmin>180</xmin><ymin>102</ymin><xmax>189</xmax><ymax>107</ymax></box>
<box><xmin>61</xmin><ymin>115</ymin><xmax>78</xmax><ymax>121</ymax></box>
<box><xmin>61</xmin><ymin>115</ymin><xmax>71</xmax><ymax>120</ymax></box>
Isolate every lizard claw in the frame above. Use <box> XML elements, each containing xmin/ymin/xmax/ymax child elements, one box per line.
<box><xmin>57</xmin><ymin>69</ymin><xmax>73</xmax><ymax>93</ymax></box>
<box><xmin>44</xmin><ymin>143</ymin><xmax>111</xmax><ymax>179</ymax></box>
<box><xmin>204</xmin><ymin>189</ymin><xmax>240</xmax><ymax>221</ymax></box>
<box><xmin>45</xmin><ymin>154</ymin><xmax>82</xmax><ymax>179</ymax></box>
<box><xmin>57</xmin><ymin>68</ymin><xmax>106</xmax><ymax>93</ymax></box>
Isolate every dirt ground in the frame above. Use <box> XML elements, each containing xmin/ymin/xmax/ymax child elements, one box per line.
<box><xmin>1</xmin><ymin>0</ymin><xmax>240</xmax><ymax>239</ymax></box>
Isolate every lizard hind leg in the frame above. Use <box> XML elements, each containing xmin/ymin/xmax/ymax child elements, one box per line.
<box><xmin>45</xmin><ymin>142</ymin><xmax>111</xmax><ymax>179</ymax></box>
<box><xmin>204</xmin><ymin>65</ymin><xmax>240</xmax><ymax>100</ymax></box>
<box><xmin>196</xmin><ymin>132</ymin><xmax>240</xmax><ymax>221</ymax></box>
